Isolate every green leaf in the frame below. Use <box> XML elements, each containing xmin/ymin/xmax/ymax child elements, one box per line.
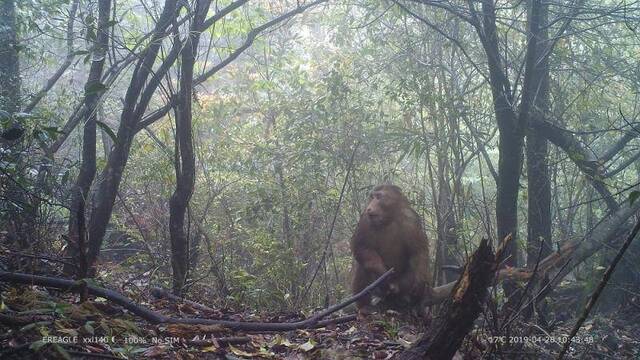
<box><xmin>52</xmin><ymin>343</ymin><xmax>72</xmax><ymax>360</ymax></box>
<box><xmin>96</xmin><ymin>121</ymin><xmax>116</xmax><ymax>143</ymax></box>
<box><xmin>82</xmin><ymin>322</ymin><xmax>95</xmax><ymax>335</ymax></box>
<box><xmin>0</xmin><ymin>110</ymin><xmax>10</xmax><ymax>121</ymax></box>
<box><xmin>43</xmin><ymin>126</ymin><xmax>64</xmax><ymax>140</ymax></box>
<box><xmin>29</xmin><ymin>340</ymin><xmax>46</xmax><ymax>352</ymax></box>
<box><xmin>43</xmin><ymin>126</ymin><xmax>63</xmax><ymax>134</ymax></box>
<box><xmin>86</xmin><ymin>28</ymin><xmax>97</xmax><ymax>42</ymax></box>
<box><xmin>61</xmin><ymin>169</ymin><xmax>70</xmax><ymax>185</ymax></box>
<box><xmin>299</xmin><ymin>339</ymin><xmax>316</xmax><ymax>352</ymax></box>
<box><xmin>630</xmin><ymin>191</ymin><xmax>640</xmax><ymax>205</ymax></box>
<box><xmin>84</xmin><ymin>14</ymin><xmax>95</xmax><ymax>25</ymax></box>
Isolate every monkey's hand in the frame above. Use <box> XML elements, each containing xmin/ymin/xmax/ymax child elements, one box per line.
<box><xmin>385</xmin><ymin>282</ymin><xmax>400</xmax><ymax>295</ymax></box>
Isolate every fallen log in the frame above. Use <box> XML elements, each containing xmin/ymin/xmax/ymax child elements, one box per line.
<box><xmin>0</xmin><ymin>268</ymin><xmax>391</xmax><ymax>331</ymax></box>
<box><xmin>0</xmin><ymin>271</ymin><xmax>166</xmax><ymax>323</ymax></box>
<box><xmin>428</xmin><ymin>197</ymin><xmax>640</xmax><ymax>305</ymax></box>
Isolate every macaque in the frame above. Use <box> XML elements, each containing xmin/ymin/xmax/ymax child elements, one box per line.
<box><xmin>351</xmin><ymin>184</ymin><xmax>433</xmax><ymax>314</ymax></box>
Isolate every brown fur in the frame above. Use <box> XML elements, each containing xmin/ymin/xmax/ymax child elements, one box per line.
<box><xmin>350</xmin><ymin>185</ymin><xmax>433</xmax><ymax>313</ymax></box>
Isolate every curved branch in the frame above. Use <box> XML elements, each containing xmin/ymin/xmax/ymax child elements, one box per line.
<box><xmin>605</xmin><ymin>150</ymin><xmax>640</xmax><ymax>178</ymax></box>
<box><xmin>530</xmin><ymin>115</ymin><xmax>618</xmax><ymax>211</ymax></box>
<box><xmin>600</xmin><ymin>126</ymin><xmax>640</xmax><ymax>164</ymax></box>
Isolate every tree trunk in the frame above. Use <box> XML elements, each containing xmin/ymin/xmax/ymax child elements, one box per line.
<box><xmin>479</xmin><ymin>0</ymin><xmax>522</xmax><ymax>268</ymax></box>
<box><xmin>495</xmin><ymin>126</ymin><xmax>523</xmax><ymax>267</ymax></box>
<box><xmin>169</xmin><ymin>0</ymin><xmax>210</xmax><ymax>295</ymax></box>
<box><xmin>436</xmin><ymin>140</ymin><xmax>458</xmax><ymax>284</ymax></box>
<box><xmin>526</xmin><ymin>131</ymin><xmax>551</xmax><ymax>263</ymax></box>
<box><xmin>526</xmin><ymin>0</ymin><xmax>552</xmax><ymax>266</ymax></box>
<box><xmin>85</xmin><ymin>0</ymin><xmax>179</xmax><ymax>268</ymax></box>
<box><xmin>66</xmin><ymin>0</ymin><xmax>112</xmax><ymax>278</ymax></box>
<box><xmin>0</xmin><ymin>0</ymin><xmax>20</xmax><ymax>114</ymax></box>
<box><xmin>0</xmin><ymin>0</ymin><xmax>31</xmax><ymax>254</ymax></box>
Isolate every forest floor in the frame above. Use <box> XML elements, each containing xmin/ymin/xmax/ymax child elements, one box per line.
<box><xmin>1</xmin><ymin>263</ymin><xmax>640</xmax><ymax>359</ymax></box>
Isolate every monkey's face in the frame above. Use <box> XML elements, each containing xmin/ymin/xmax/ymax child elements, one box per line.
<box><xmin>365</xmin><ymin>189</ymin><xmax>399</xmax><ymax>227</ymax></box>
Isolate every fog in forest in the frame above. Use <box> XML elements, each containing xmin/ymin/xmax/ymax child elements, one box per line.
<box><xmin>1</xmin><ymin>0</ymin><xmax>640</xmax><ymax>358</ymax></box>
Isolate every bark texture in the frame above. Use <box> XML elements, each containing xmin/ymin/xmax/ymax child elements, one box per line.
<box><xmin>526</xmin><ymin>0</ymin><xmax>552</xmax><ymax>265</ymax></box>
<box><xmin>0</xmin><ymin>0</ymin><xmax>20</xmax><ymax>113</ymax></box>
<box><xmin>396</xmin><ymin>238</ymin><xmax>501</xmax><ymax>360</ymax></box>
<box><xmin>169</xmin><ymin>0</ymin><xmax>211</xmax><ymax>295</ymax></box>
<box><xmin>66</xmin><ymin>0</ymin><xmax>112</xmax><ymax>277</ymax></box>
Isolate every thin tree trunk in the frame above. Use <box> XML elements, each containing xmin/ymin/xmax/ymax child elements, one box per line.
<box><xmin>526</xmin><ymin>0</ymin><xmax>552</xmax><ymax>265</ymax></box>
<box><xmin>0</xmin><ymin>0</ymin><xmax>30</xmax><ymax>253</ymax></box>
<box><xmin>169</xmin><ymin>0</ymin><xmax>210</xmax><ymax>295</ymax></box>
<box><xmin>0</xmin><ymin>0</ymin><xmax>20</xmax><ymax>114</ymax></box>
<box><xmin>526</xmin><ymin>130</ymin><xmax>551</xmax><ymax>262</ymax></box>
<box><xmin>435</xmin><ymin>136</ymin><xmax>457</xmax><ymax>284</ymax></box>
<box><xmin>479</xmin><ymin>0</ymin><xmax>522</xmax><ymax>268</ymax></box>
<box><xmin>66</xmin><ymin>0</ymin><xmax>112</xmax><ymax>277</ymax></box>
<box><xmin>85</xmin><ymin>0</ymin><xmax>180</xmax><ymax>267</ymax></box>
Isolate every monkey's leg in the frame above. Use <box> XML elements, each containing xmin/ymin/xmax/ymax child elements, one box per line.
<box><xmin>352</xmin><ymin>264</ymin><xmax>377</xmax><ymax>315</ymax></box>
<box><xmin>393</xmin><ymin>271</ymin><xmax>425</xmax><ymax>298</ymax></box>
<box><xmin>392</xmin><ymin>271</ymin><xmax>434</xmax><ymax>317</ymax></box>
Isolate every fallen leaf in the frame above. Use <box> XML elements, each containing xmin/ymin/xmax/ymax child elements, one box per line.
<box><xmin>299</xmin><ymin>339</ymin><xmax>316</xmax><ymax>352</ymax></box>
<box><xmin>202</xmin><ymin>344</ymin><xmax>219</xmax><ymax>352</ymax></box>
<box><xmin>228</xmin><ymin>344</ymin><xmax>259</xmax><ymax>357</ymax></box>
<box><xmin>142</xmin><ymin>345</ymin><xmax>167</xmax><ymax>357</ymax></box>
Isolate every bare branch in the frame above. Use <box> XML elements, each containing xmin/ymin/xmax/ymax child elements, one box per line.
<box><xmin>24</xmin><ymin>0</ymin><xmax>80</xmax><ymax>112</ymax></box>
<box><xmin>136</xmin><ymin>0</ymin><xmax>327</xmax><ymax>131</ymax></box>
<box><xmin>557</xmin><ymin>216</ymin><xmax>640</xmax><ymax>359</ymax></box>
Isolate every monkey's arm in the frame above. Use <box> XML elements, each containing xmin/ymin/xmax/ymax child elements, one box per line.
<box><xmin>352</xmin><ymin>246</ymin><xmax>388</xmax><ymax>276</ymax></box>
<box><xmin>394</xmin><ymin>232</ymin><xmax>431</xmax><ymax>298</ymax></box>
